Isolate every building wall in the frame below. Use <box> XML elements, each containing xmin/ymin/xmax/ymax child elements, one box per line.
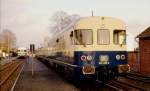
<box><xmin>0</xmin><ymin>43</ymin><xmax>7</xmax><ymax>52</ymax></box>
<box><xmin>139</xmin><ymin>37</ymin><xmax>150</xmax><ymax>76</ymax></box>
<box><xmin>128</xmin><ymin>51</ymin><xmax>139</xmax><ymax>72</ymax></box>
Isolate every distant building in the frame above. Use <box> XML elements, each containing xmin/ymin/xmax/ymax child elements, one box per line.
<box><xmin>137</xmin><ymin>26</ymin><xmax>150</xmax><ymax>76</ymax></box>
<box><xmin>0</xmin><ymin>43</ymin><xmax>7</xmax><ymax>52</ymax></box>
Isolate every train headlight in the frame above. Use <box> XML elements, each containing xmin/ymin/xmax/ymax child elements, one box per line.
<box><xmin>121</xmin><ymin>55</ymin><xmax>126</xmax><ymax>60</ymax></box>
<box><xmin>99</xmin><ymin>55</ymin><xmax>109</xmax><ymax>64</ymax></box>
<box><xmin>82</xmin><ymin>65</ymin><xmax>95</xmax><ymax>74</ymax></box>
<box><xmin>118</xmin><ymin>64</ymin><xmax>130</xmax><ymax>73</ymax></box>
<box><xmin>87</xmin><ymin>55</ymin><xmax>93</xmax><ymax>61</ymax></box>
<box><xmin>81</xmin><ymin>55</ymin><xmax>87</xmax><ymax>61</ymax></box>
<box><xmin>116</xmin><ymin>55</ymin><xmax>120</xmax><ymax>60</ymax></box>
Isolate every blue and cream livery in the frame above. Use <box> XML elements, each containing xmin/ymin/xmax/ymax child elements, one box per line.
<box><xmin>38</xmin><ymin>16</ymin><xmax>130</xmax><ymax>81</ymax></box>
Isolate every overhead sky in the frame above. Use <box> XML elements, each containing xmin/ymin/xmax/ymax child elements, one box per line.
<box><xmin>1</xmin><ymin>0</ymin><xmax>150</xmax><ymax>50</ymax></box>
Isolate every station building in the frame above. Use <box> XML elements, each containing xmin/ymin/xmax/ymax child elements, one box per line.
<box><xmin>137</xmin><ymin>26</ymin><xmax>150</xmax><ymax>76</ymax></box>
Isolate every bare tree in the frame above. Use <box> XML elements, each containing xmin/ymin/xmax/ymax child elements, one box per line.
<box><xmin>49</xmin><ymin>11</ymin><xmax>80</xmax><ymax>35</ymax></box>
<box><xmin>50</xmin><ymin>11</ymin><xmax>69</xmax><ymax>33</ymax></box>
<box><xmin>44</xmin><ymin>11</ymin><xmax>80</xmax><ymax>48</ymax></box>
<box><xmin>50</xmin><ymin>11</ymin><xmax>68</xmax><ymax>25</ymax></box>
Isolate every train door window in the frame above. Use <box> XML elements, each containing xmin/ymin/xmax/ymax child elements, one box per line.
<box><xmin>113</xmin><ymin>30</ymin><xmax>126</xmax><ymax>45</ymax></box>
<box><xmin>70</xmin><ymin>31</ymin><xmax>74</xmax><ymax>44</ymax></box>
<box><xmin>74</xmin><ymin>29</ymin><xmax>93</xmax><ymax>45</ymax></box>
<box><xmin>97</xmin><ymin>29</ymin><xmax>110</xmax><ymax>44</ymax></box>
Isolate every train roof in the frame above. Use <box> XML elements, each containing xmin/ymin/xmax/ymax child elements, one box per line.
<box><xmin>49</xmin><ymin>16</ymin><xmax>127</xmax><ymax>43</ymax></box>
<box><xmin>74</xmin><ymin>16</ymin><xmax>127</xmax><ymax>30</ymax></box>
<box><xmin>18</xmin><ymin>47</ymin><xmax>27</xmax><ymax>50</ymax></box>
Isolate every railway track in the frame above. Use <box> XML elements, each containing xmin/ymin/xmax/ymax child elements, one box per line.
<box><xmin>102</xmin><ymin>72</ymin><xmax>150</xmax><ymax>91</ymax></box>
<box><xmin>105</xmin><ymin>80</ymin><xmax>150</xmax><ymax>91</ymax></box>
<box><xmin>117</xmin><ymin>77</ymin><xmax>150</xmax><ymax>91</ymax></box>
<box><xmin>105</xmin><ymin>80</ymin><xmax>132</xmax><ymax>91</ymax></box>
<box><xmin>0</xmin><ymin>61</ymin><xmax>24</xmax><ymax>91</ymax></box>
<box><xmin>95</xmin><ymin>77</ymin><xmax>150</xmax><ymax>91</ymax></box>
<box><xmin>125</xmin><ymin>73</ymin><xmax>150</xmax><ymax>83</ymax></box>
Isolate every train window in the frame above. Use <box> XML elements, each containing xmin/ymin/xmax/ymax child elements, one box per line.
<box><xmin>56</xmin><ymin>38</ymin><xmax>59</xmax><ymax>43</ymax></box>
<box><xmin>74</xmin><ymin>29</ymin><xmax>93</xmax><ymax>45</ymax></box>
<box><xmin>113</xmin><ymin>30</ymin><xmax>126</xmax><ymax>45</ymax></box>
<box><xmin>70</xmin><ymin>31</ymin><xmax>73</xmax><ymax>38</ymax></box>
<box><xmin>97</xmin><ymin>29</ymin><xmax>110</xmax><ymax>44</ymax></box>
<box><xmin>70</xmin><ymin>31</ymin><xmax>74</xmax><ymax>44</ymax></box>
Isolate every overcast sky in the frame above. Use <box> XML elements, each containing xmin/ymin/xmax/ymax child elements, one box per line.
<box><xmin>1</xmin><ymin>0</ymin><xmax>150</xmax><ymax>50</ymax></box>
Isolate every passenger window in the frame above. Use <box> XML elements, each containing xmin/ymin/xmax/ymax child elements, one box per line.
<box><xmin>70</xmin><ymin>31</ymin><xmax>74</xmax><ymax>45</ymax></box>
<box><xmin>97</xmin><ymin>29</ymin><xmax>110</xmax><ymax>44</ymax></box>
<box><xmin>113</xmin><ymin>30</ymin><xmax>126</xmax><ymax>45</ymax></box>
<box><xmin>74</xmin><ymin>29</ymin><xmax>93</xmax><ymax>45</ymax></box>
<box><xmin>56</xmin><ymin>38</ymin><xmax>59</xmax><ymax>43</ymax></box>
<box><xmin>70</xmin><ymin>31</ymin><xmax>73</xmax><ymax>38</ymax></box>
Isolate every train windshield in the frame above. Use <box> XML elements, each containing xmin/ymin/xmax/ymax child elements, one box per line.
<box><xmin>74</xmin><ymin>29</ymin><xmax>93</xmax><ymax>45</ymax></box>
<box><xmin>113</xmin><ymin>30</ymin><xmax>126</xmax><ymax>45</ymax></box>
<box><xmin>97</xmin><ymin>29</ymin><xmax>110</xmax><ymax>44</ymax></box>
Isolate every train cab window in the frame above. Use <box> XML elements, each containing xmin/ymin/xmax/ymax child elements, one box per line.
<box><xmin>74</xmin><ymin>29</ymin><xmax>93</xmax><ymax>45</ymax></box>
<box><xmin>97</xmin><ymin>29</ymin><xmax>110</xmax><ymax>44</ymax></box>
<box><xmin>113</xmin><ymin>30</ymin><xmax>126</xmax><ymax>45</ymax></box>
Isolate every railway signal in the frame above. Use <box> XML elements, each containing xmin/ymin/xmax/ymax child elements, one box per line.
<box><xmin>30</xmin><ymin>44</ymin><xmax>35</xmax><ymax>53</ymax></box>
<box><xmin>30</xmin><ymin>44</ymin><xmax>35</xmax><ymax>76</ymax></box>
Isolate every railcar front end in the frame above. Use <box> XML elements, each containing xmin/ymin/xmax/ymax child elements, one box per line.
<box><xmin>73</xmin><ymin>51</ymin><xmax>130</xmax><ymax>80</ymax></box>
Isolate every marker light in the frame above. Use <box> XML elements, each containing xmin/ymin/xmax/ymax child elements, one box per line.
<box><xmin>81</xmin><ymin>55</ymin><xmax>86</xmax><ymax>61</ymax></box>
<box><xmin>121</xmin><ymin>55</ymin><xmax>125</xmax><ymax>60</ymax></box>
<box><xmin>87</xmin><ymin>55</ymin><xmax>93</xmax><ymax>61</ymax></box>
<box><xmin>116</xmin><ymin>55</ymin><xmax>120</xmax><ymax>60</ymax></box>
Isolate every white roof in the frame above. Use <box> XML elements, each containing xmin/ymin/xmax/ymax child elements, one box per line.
<box><xmin>18</xmin><ymin>47</ymin><xmax>27</xmax><ymax>50</ymax></box>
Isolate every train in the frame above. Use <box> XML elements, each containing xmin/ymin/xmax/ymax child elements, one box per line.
<box><xmin>17</xmin><ymin>47</ymin><xmax>28</xmax><ymax>57</ymax></box>
<box><xmin>36</xmin><ymin>16</ymin><xmax>130</xmax><ymax>81</ymax></box>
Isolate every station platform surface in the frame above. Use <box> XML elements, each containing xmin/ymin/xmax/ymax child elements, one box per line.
<box><xmin>13</xmin><ymin>57</ymin><xmax>79</xmax><ymax>91</ymax></box>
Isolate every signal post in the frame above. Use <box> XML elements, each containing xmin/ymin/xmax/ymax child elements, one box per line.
<box><xmin>30</xmin><ymin>44</ymin><xmax>35</xmax><ymax>76</ymax></box>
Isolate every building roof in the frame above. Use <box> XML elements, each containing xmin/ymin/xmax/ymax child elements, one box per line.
<box><xmin>137</xmin><ymin>26</ymin><xmax>150</xmax><ymax>38</ymax></box>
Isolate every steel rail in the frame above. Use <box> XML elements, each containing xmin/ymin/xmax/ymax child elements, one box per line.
<box><xmin>105</xmin><ymin>83</ymin><xmax>123</xmax><ymax>91</ymax></box>
<box><xmin>10</xmin><ymin>63</ymin><xmax>24</xmax><ymax>91</ymax></box>
<box><xmin>116</xmin><ymin>80</ymin><xmax>150</xmax><ymax>91</ymax></box>
<box><xmin>0</xmin><ymin>62</ymin><xmax>14</xmax><ymax>71</ymax></box>
<box><xmin>0</xmin><ymin>62</ymin><xmax>21</xmax><ymax>85</ymax></box>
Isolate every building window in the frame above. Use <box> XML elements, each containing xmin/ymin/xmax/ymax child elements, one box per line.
<box><xmin>97</xmin><ymin>29</ymin><xmax>110</xmax><ymax>44</ymax></box>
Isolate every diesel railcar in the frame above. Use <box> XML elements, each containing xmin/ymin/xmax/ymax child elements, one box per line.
<box><xmin>17</xmin><ymin>47</ymin><xmax>28</xmax><ymax>56</ymax></box>
<box><xmin>39</xmin><ymin>16</ymin><xmax>130</xmax><ymax>81</ymax></box>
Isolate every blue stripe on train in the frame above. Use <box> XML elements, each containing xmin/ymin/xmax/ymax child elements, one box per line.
<box><xmin>74</xmin><ymin>51</ymin><xmax>128</xmax><ymax>68</ymax></box>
